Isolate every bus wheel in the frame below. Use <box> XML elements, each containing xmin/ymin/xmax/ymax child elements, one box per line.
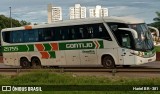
<box><xmin>102</xmin><ymin>55</ymin><xmax>115</xmax><ymax>68</ymax></box>
<box><xmin>31</xmin><ymin>58</ymin><xmax>41</xmax><ymax>69</ymax></box>
<box><xmin>20</xmin><ymin>58</ymin><xmax>30</xmax><ymax>69</ymax></box>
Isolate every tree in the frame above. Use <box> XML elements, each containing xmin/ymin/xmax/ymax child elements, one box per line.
<box><xmin>20</xmin><ymin>20</ymin><xmax>31</xmax><ymax>26</ymax></box>
<box><xmin>0</xmin><ymin>15</ymin><xmax>30</xmax><ymax>30</ymax></box>
<box><xmin>150</xmin><ymin>12</ymin><xmax>160</xmax><ymax>30</ymax></box>
<box><xmin>34</xmin><ymin>23</ymin><xmax>38</xmax><ymax>25</ymax></box>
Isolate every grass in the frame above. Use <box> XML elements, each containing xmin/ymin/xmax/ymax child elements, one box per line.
<box><xmin>0</xmin><ymin>72</ymin><xmax>160</xmax><ymax>94</ymax></box>
<box><xmin>155</xmin><ymin>46</ymin><xmax>160</xmax><ymax>52</ymax></box>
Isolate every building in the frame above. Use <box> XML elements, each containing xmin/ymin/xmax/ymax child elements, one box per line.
<box><xmin>47</xmin><ymin>4</ymin><xmax>52</xmax><ymax>23</ymax></box>
<box><xmin>47</xmin><ymin>4</ymin><xmax>62</xmax><ymax>23</ymax></box>
<box><xmin>51</xmin><ymin>7</ymin><xmax>62</xmax><ymax>22</ymax></box>
<box><xmin>89</xmin><ymin>5</ymin><xmax>108</xmax><ymax>18</ymax></box>
<box><xmin>69</xmin><ymin>4</ymin><xmax>86</xmax><ymax>19</ymax></box>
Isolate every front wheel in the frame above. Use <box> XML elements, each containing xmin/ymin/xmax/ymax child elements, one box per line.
<box><xmin>102</xmin><ymin>55</ymin><xmax>115</xmax><ymax>68</ymax></box>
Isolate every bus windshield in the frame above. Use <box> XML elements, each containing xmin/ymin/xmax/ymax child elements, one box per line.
<box><xmin>107</xmin><ymin>23</ymin><xmax>154</xmax><ymax>52</ymax></box>
<box><xmin>128</xmin><ymin>24</ymin><xmax>154</xmax><ymax>51</ymax></box>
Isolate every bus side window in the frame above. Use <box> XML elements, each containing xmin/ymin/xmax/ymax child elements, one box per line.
<box><xmin>99</xmin><ymin>24</ymin><xmax>112</xmax><ymax>41</ymax></box>
<box><xmin>2</xmin><ymin>32</ymin><xmax>11</xmax><ymax>43</ymax></box>
<box><xmin>24</xmin><ymin>30</ymin><xmax>29</xmax><ymax>42</ymax></box>
<box><xmin>34</xmin><ymin>29</ymin><xmax>39</xmax><ymax>41</ymax></box>
<box><xmin>18</xmin><ymin>31</ymin><xmax>24</xmax><ymax>42</ymax></box>
<box><xmin>83</xmin><ymin>26</ymin><xmax>90</xmax><ymax>39</ymax></box>
<box><xmin>79</xmin><ymin>28</ymin><xmax>84</xmax><ymax>39</ymax></box>
<box><xmin>38</xmin><ymin>29</ymin><xmax>44</xmax><ymax>41</ymax></box>
<box><xmin>61</xmin><ymin>27</ymin><xmax>69</xmax><ymax>40</ymax></box>
<box><xmin>12</xmin><ymin>31</ymin><xmax>17</xmax><ymax>43</ymax></box>
<box><xmin>87</xmin><ymin>26</ymin><xmax>94</xmax><ymax>38</ymax></box>
<box><xmin>43</xmin><ymin>28</ymin><xmax>52</xmax><ymax>41</ymax></box>
<box><xmin>70</xmin><ymin>28</ymin><xmax>76</xmax><ymax>39</ymax></box>
<box><xmin>28</xmin><ymin>30</ymin><xmax>34</xmax><ymax>42</ymax></box>
<box><xmin>12</xmin><ymin>31</ymin><xmax>23</xmax><ymax>43</ymax></box>
<box><xmin>50</xmin><ymin>28</ymin><xmax>55</xmax><ymax>41</ymax></box>
<box><xmin>68</xmin><ymin>26</ymin><xmax>82</xmax><ymax>40</ymax></box>
<box><xmin>54</xmin><ymin>27</ymin><xmax>61</xmax><ymax>41</ymax></box>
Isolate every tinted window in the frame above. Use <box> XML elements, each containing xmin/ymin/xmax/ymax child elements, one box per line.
<box><xmin>107</xmin><ymin>22</ymin><xmax>135</xmax><ymax>49</ymax></box>
<box><xmin>2</xmin><ymin>23</ymin><xmax>112</xmax><ymax>43</ymax></box>
<box><xmin>2</xmin><ymin>31</ymin><xmax>11</xmax><ymax>43</ymax></box>
<box><xmin>67</xmin><ymin>23</ymin><xmax>111</xmax><ymax>40</ymax></box>
<box><xmin>12</xmin><ymin>31</ymin><xmax>24</xmax><ymax>43</ymax></box>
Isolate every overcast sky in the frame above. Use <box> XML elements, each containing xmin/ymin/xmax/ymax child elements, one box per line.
<box><xmin>0</xmin><ymin>0</ymin><xmax>160</xmax><ymax>24</ymax></box>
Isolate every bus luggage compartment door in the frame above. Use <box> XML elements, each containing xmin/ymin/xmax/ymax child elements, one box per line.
<box><xmin>80</xmin><ymin>49</ymin><xmax>97</xmax><ymax>65</ymax></box>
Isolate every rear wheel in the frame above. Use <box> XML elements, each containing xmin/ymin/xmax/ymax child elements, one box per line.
<box><xmin>20</xmin><ymin>58</ymin><xmax>30</xmax><ymax>68</ymax></box>
<box><xmin>31</xmin><ymin>58</ymin><xmax>41</xmax><ymax>69</ymax></box>
<box><xmin>102</xmin><ymin>55</ymin><xmax>115</xmax><ymax>68</ymax></box>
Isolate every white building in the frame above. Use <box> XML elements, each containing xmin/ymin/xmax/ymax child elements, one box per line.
<box><xmin>69</xmin><ymin>4</ymin><xmax>86</xmax><ymax>19</ymax></box>
<box><xmin>47</xmin><ymin>4</ymin><xmax>62</xmax><ymax>23</ymax></box>
<box><xmin>52</xmin><ymin>7</ymin><xmax>62</xmax><ymax>22</ymax></box>
<box><xmin>89</xmin><ymin>5</ymin><xmax>108</xmax><ymax>18</ymax></box>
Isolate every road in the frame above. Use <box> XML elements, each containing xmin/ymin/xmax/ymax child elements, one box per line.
<box><xmin>0</xmin><ymin>61</ymin><xmax>159</xmax><ymax>68</ymax></box>
<box><xmin>0</xmin><ymin>61</ymin><xmax>160</xmax><ymax>78</ymax></box>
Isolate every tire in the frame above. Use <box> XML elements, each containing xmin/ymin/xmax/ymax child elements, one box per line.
<box><xmin>31</xmin><ymin>58</ymin><xmax>41</xmax><ymax>69</ymax></box>
<box><xmin>20</xmin><ymin>58</ymin><xmax>30</xmax><ymax>69</ymax></box>
<box><xmin>102</xmin><ymin>55</ymin><xmax>115</xmax><ymax>68</ymax></box>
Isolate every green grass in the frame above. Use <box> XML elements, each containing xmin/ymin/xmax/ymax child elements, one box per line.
<box><xmin>0</xmin><ymin>72</ymin><xmax>160</xmax><ymax>94</ymax></box>
<box><xmin>155</xmin><ymin>46</ymin><xmax>160</xmax><ymax>52</ymax></box>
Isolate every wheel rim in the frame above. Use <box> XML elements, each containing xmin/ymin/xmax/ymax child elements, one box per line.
<box><xmin>103</xmin><ymin>56</ymin><xmax>115</xmax><ymax>68</ymax></box>
<box><xmin>105</xmin><ymin>59</ymin><xmax>112</xmax><ymax>67</ymax></box>
<box><xmin>32</xmin><ymin>61</ymin><xmax>37</xmax><ymax>67</ymax></box>
<box><xmin>21</xmin><ymin>59</ymin><xmax>29</xmax><ymax>68</ymax></box>
<box><xmin>22</xmin><ymin>61</ymin><xmax>28</xmax><ymax>67</ymax></box>
<box><xmin>31</xmin><ymin>58</ymin><xmax>41</xmax><ymax>68</ymax></box>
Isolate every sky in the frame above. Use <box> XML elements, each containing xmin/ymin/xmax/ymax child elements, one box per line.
<box><xmin>0</xmin><ymin>0</ymin><xmax>160</xmax><ymax>24</ymax></box>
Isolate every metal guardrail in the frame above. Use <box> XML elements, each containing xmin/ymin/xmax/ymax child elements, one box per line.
<box><xmin>0</xmin><ymin>68</ymin><xmax>160</xmax><ymax>76</ymax></box>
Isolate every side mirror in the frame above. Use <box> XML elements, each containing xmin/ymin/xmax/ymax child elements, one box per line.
<box><xmin>118</xmin><ymin>28</ymin><xmax>138</xmax><ymax>39</ymax></box>
<box><xmin>148</xmin><ymin>26</ymin><xmax>159</xmax><ymax>37</ymax></box>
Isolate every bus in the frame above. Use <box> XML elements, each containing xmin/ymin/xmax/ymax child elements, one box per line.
<box><xmin>1</xmin><ymin>16</ymin><xmax>157</xmax><ymax>68</ymax></box>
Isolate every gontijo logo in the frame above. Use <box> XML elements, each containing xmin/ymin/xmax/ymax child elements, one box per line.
<box><xmin>59</xmin><ymin>40</ymin><xmax>104</xmax><ymax>50</ymax></box>
<box><xmin>66</xmin><ymin>43</ymin><xmax>93</xmax><ymax>49</ymax></box>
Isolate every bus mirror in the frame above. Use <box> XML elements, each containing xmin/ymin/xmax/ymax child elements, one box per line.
<box><xmin>148</xmin><ymin>26</ymin><xmax>159</xmax><ymax>37</ymax></box>
<box><xmin>118</xmin><ymin>28</ymin><xmax>138</xmax><ymax>39</ymax></box>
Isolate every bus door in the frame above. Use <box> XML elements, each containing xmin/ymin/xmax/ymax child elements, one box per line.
<box><xmin>118</xmin><ymin>33</ymin><xmax>135</xmax><ymax>65</ymax></box>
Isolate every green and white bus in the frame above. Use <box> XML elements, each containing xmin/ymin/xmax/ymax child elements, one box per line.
<box><xmin>1</xmin><ymin>17</ymin><xmax>157</xmax><ymax>68</ymax></box>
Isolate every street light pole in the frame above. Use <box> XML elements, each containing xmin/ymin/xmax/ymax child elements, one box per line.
<box><xmin>9</xmin><ymin>7</ymin><xmax>12</xmax><ymax>28</ymax></box>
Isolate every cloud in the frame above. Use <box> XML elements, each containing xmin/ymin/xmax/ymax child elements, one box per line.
<box><xmin>131</xmin><ymin>2</ymin><xmax>149</xmax><ymax>4</ymax></box>
<box><xmin>0</xmin><ymin>0</ymin><xmax>160</xmax><ymax>23</ymax></box>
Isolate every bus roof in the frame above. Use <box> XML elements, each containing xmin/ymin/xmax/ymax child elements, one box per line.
<box><xmin>1</xmin><ymin>16</ymin><xmax>145</xmax><ymax>32</ymax></box>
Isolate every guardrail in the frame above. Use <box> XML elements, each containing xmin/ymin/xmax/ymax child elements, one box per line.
<box><xmin>0</xmin><ymin>68</ymin><xmax>160</xmax><ymax>76</ymax></box>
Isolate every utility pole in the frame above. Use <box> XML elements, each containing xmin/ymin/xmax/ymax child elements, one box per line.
<box><xmin>9</xmin><ymin>7</ymin><xmax>12</xmax><ymax>28</ymax></box>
